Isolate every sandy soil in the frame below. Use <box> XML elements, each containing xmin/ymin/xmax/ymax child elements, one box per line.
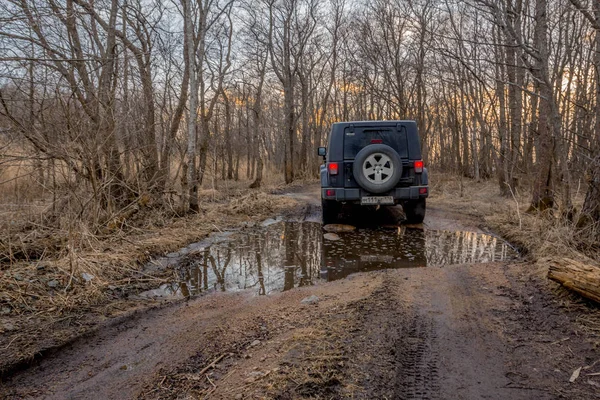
<box><xmin>1</xmin><ymin>185</ymin><xmax>599</xmax><ymax>399</ymax></box>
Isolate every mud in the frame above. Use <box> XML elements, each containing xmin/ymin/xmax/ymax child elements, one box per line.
<box><xmin>1</xmin><ymin>184</ymin><xmax>598</xmax><ymax>400</ymax></box>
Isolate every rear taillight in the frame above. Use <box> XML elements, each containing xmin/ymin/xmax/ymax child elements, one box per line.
<box><xmin>326</xmin><ymin>189</ymin><xmax>335</xmax><ymax>196</ymax></box>
<box><xmin>419</xmin><ymin>187</ymin><xmax>428</xmax><ymax>195</ymax></box>
<box><xmin>328</xmin><ymin>162</ymin><xmax>339</xmax><ymax>175</ymax></box>
<box><xmin>414</xmin><ymin>160</ymin><xmax>424</xmax><ymax>173</ymax></box>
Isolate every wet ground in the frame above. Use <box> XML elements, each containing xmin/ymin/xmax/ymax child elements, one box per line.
<box><xmin>1</xmin><ymin>185</ymin><xmax>599</xmax><ymax>400</ymax></box>
<box><xmin>141</xmin><ymin>220</ymin><xmax>517</xmax><ymax>298</ymax></box>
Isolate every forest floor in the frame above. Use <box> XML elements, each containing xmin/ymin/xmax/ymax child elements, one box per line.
<box><xmin>0</xmin><ymin>180</ymin><xmax>306</xmax><ymax>375</ymax></box>
<box><xmin>1</xmin><ymin>176</ymin><xmax>600</xmax><ymax>399</ymax></box>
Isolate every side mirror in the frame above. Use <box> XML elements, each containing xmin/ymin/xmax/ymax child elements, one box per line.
<box><xmin>317</xmin><ymin>147</ymin><xmax>326</xmax><ymax>157</ymax></box>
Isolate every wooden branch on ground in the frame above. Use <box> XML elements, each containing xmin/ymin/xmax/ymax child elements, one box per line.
<box><xmin>547</xmin><ymin>258</ymin><xmax>600</xmax><ymax>303</ymax></box>
<box><xmin>199</xmin><ymin>353</ymin><xmax>230</xmax><ymax>375</ymax></box>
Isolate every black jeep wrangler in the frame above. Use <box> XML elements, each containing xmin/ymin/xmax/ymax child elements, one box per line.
<box><xmin>318</xmin><ymin>120</ymin><xmax>428</xmax><ymax>224</ymax></box>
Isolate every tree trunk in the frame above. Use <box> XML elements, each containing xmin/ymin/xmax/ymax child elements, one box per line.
<box><xmin>547</xmin><ymin>257</ymin><xmax>600</xmax><ymax>303</ymax></box>
<box><xmin>197</xmin><ymin>116</ymin><xmax>210</xmax><ymax>187</ymax></box>
<box><xmin>495</xmin><ymin>24</ymin><xmax>509</xmax><ymax>193</ymax></box>
<box><xmin>524</xmin><ymin>88</ymin><xmax>538</xmax><ymax>173</ymax></box>
<box><xmin>234</xmin><ymin>149</ymin><xmax>240</xmax><ymax>181</ymax></box>
<box><xmin>284</xmin><ymin>85</ymin><xmax>295</xmax><ymax>184</ymax></box>
<box><xmin>184</xmin><ymin>0</ymin><xmax>199</xmax><ymax>213</ymax></box>
<box><xmin>578</xmin><ymin>155</ymin><xmax>600</xmax><ymax>229</ymax></box>
<box><xmin>221</xmin><ymin>145</ymin><xmax>226</xmax><ymax>180</ymax></box>
<box><xmin>300</xmin><ymin>72</ymin><xmax>309</xmax><ymax>175</ymax></box>
<box><xmin>160</xmin><ymin>32</ymin><xmax>189</xmax><ymax>192</ymax></box>
<box><xmin>250</xmin><ymin>55</ymin><xmax>267</xmax><ymax>189</ymax></box>
<box><xmin>139</xmin><ymin>61</ymin><xmax>159</xmax><ymax>191</ymax></box>
<box><xmin>507</xmin><ymin>0</ymin><xmax>524</xmax><ymax>190</ymax></box>
<box><xmin>577</xmin><ymin>5</ymin><xmax>600</xmax><ymax>229</ymax></box>
<box><xmin>250</xmin><ymin>158</ymin><xmax>263</xmax><ymax>189</ymax></box>
<box><xmin>223</xmin><ymin>92</ymin><xmax>233</xmax><ymax>180</ymax></box>
<box><xmin>459</xmin><ymin>78</ymin><xmax>470</xmax><ymax>177</ymax></box>
<box><xmin>528</xmin><ymin>0</ymin><xmax>555</xmax><ymax>212</ymax></box>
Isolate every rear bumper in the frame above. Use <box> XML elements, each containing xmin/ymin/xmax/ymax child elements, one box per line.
<box><xmin>321</xmin><ymin>186</ymin><xmax>429</xmax><ymax>202</ymax></box>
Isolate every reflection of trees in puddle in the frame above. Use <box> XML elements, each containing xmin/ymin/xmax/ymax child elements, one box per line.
<box><xmin>424</xmin><ymin>231</ymin><xmax>516</xmax><ymax>266</ymax></box>
<box><xmin>321</xmin><ymin>229</ymin><xmax>518</xmax><ymax>281</ymax></box>
<box><xmin>321</xmin><ymin>228</ymin><xmax>428</xmax><ymax>281</ymax></box>
<box><xmin>158</xmin><ymin>225</ymin><xmax>517</xmax><ymax>298</ymax></box>
<box><xmin>283</xmin><ymin>222</ymin><xmax>321</xmax><ymax>291</ymax></box>
<box><xmin>170</xmin><ymin>222</ymin><xmax>322</xmax><ymax>296</ymax></box>
<box><xmin>175</xmin><ymin>247</ymin><xmax>232</xmax><ymax>295</ymax></box>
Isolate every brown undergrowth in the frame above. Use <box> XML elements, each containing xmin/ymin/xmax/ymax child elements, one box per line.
<box><xmin>0</xmin><ymin>181</ymin><xmax>299</xmax><ymax>374</ymax></box>
<box><xmin>430</xmin><ymin>172</ymin><xmax>599</xmax><ymax>264</ymax></box>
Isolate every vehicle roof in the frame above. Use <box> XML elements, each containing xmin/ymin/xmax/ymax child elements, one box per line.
<box><xmin>331</xmin><ymin>120</ymin><xmax>417</xmax><ymax>128</ymax></box>
<box><xmin>327</xmin><ymin>120</ymin><xmax>422</xmax><ymax>161</ymax></box>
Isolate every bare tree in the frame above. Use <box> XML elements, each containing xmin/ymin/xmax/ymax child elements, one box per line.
<box><xmin>267</xmin><ymin>0</ymin><xmax>319</xmax><ymax>184</ymax></box>
<box><xmin>2</xmin><ymin>0</ymin><xmax>600</xmax><ymax>242</ymax></box>
<box><xmin>568</xmin><ymin>0</ymin><xmax>600</xmax><ymax>230</ymax></box>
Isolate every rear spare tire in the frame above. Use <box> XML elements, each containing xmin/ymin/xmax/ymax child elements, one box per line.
<box><xmin>353</xmin><ymin>144</ymin><xmax>402</xmax><ymax>193</ymax></box>
<box><xmin>403</xmin><ymin>198</ymin><xmax>426</xmax><ymax>224</ymax></box>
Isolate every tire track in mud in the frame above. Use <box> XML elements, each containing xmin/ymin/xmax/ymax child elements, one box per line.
<box><xmin>344</xmin><ymin>273</ymin><xmax>440</xmax><ymax>399</ymax></box>
<box><xmin>392</xmin><ymin>312</ymin><xmax>440</xmax><ymax>399</ymax></box>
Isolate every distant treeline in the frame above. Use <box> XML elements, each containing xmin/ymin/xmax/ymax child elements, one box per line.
<box><xmin>0</xmin><ymin>0</ymin><xmax>598</xmax><ymax>229</ymax></box>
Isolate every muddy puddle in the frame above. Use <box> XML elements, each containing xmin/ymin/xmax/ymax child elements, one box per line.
<box><xmin>140</xmin><ymin>222</ymin><xmax>518</xmax><ymax>298</ymax></box>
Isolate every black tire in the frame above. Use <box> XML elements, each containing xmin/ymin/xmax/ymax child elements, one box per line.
<box><xmin>403</xmin><ymin>198</ymin><xmax>426</xmax><ymax>224</ymax></box>
<box><xmin>353</xmin><ymin>144</ymin><xmax>402</xmax><ymax>193</ymax></box>
<box><xmin>322</xmin><ymin>199</ymin><xmax>341</xmax><ymax>225</ymax></box>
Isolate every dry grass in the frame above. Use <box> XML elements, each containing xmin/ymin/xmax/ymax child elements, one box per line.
<box><xmin>430</xmin><ymin>172</ymin><xmax>598</xmax><ymax>264</ymax></box>
<box><xmin>267</xmin><ymin>326</ymin><xmax>348</xmax><ymax>398</ymax></box>
<box><xmin>0</xmin><ymin>178</ymin><xmax>300</xmax><ymax>372</ymax></box>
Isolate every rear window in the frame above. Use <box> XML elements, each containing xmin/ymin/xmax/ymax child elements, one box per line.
<box><xmin>343</xmin><ymin>127</ymin><xmax>408</xmax><ymax>159</ymax></box>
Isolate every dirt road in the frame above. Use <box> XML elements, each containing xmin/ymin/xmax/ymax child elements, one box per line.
<box><xmin>1</xmin><ymin>185</ymin><xmax>599</xmax><ymax>399</ymax></box>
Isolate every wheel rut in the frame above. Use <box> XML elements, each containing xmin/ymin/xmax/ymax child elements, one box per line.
<box><xmin>393</xmin><ymin>312</ymin><xmax>440</xmax><ymax>399</ymax></box>
<box><xmin>343</xmin><ymin>273</ymin><xmax>440</xmax><ymax>399</ymax></box>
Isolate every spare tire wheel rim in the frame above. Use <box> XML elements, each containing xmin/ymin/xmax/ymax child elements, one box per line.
<box><xmin>362</xmin><ymin>153</ymin><xmax>394</xmax><ymax>184</ymax></box>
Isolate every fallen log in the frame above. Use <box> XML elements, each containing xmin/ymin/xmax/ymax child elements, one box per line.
<box><xmin>546</xmin><ymin>257</ymin><xmax>600</xmax><ymax>303</ymax></box>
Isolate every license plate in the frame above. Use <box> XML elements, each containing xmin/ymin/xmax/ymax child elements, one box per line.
<box><xmin>361</xmin><ymin>196</ymin><xmax>394</xmax><ymax>205</ymax></box>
